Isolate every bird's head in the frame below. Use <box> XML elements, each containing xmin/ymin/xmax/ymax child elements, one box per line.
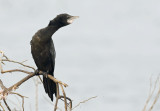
<box><xmin>49</xmin><ymin>13</ymin><xmax>79</xmax><ymax>27</ymax></box>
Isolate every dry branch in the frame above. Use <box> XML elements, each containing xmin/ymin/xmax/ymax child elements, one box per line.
<box><xmin>11</xmin><ymin>92</ymin><xmax>28</xmax><ymax>111</ymax></box>
<box><xmin>2</xmin><ymin>59</ymin><xmax>35</xmax><ymax>71</ymax></box>
<box><xmin>72</xmin><ymin>96</ymin><xmax>97</xmax><ymax>110</ymax></box>
<box><xmin>0</xmin><ymin>102</ymin><xmax>5</xmax><ymax>111</ymax></box>
<box><xmin>60</xmin><ymin>84</ymin><xmax>67</xmax><ymax>110</ymax></box>
<box><xmin>142</xmin><ymin>75</ymin><xmax>160</xmax><ymax>111</ymax></box>
<box><xmin>0</xmin><ymin>51</ymin><xmax>71</xmax><ymax>111</ymax></box>
<box><xmin>3</xmin><ymin>99</ymin><xmax>11</xmax><ymax>111</ymax></box>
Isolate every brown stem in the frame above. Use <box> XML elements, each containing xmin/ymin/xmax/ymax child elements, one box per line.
<box><xmin>54</xmin><ymin>83</ymin><xmax>59</xmax><ymax>111</ymax></box>
<box><xmin>60</xmin><ymin>96</ymin><xmax>72</xmax><ymax>110</ymax></box>
<box><xmin>60</xmin><ymin>84</ymin><xmax>67</xmax><ymax>111</ymax></box>
<box><xmin>11</xmin><ymin>92</ymin><xmax>28</xmax><ymax>111</ymax></box>
<box><xmin>0</xmin><ymin>51</ymin><xmax>70</xmax><ymax>111</ymax></box>
<box><xmin>8</xmin><ymin>72</ymin><xmax>35</xmax><ymax>91</ymax></box>
<box><xmin>3</xmin><ymin>99</ymin><xmax>11</xmax><ymax>111</ymax></box>
<box><xmin>2</xmin><ymin>59</ymin><xmax>35</xmax><ymax>71</ymax></box>
<box><xmin>72</xmin><ymin>96</ymin><xmax>97</xmax><ymax>110</ymax></box>
<box><xmin>1</xmin><ymin>69</ymin><xmax>32</xmax><ymax>75</ymax></box>
<box><xmin>0</xmin><ymin>102</ymin><xmax>5</xmax><ymax>111</ymax></box>
<box><xmin>39</xmin><ymin>71</ymin><xmax>68</xmax><ymax>87</ymax></box>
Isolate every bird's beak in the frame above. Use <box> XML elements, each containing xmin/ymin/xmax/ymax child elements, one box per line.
<box><xmin>67</xmin><ymin>16</ymin><xmax>79</xmax><ymax>24</ymax></box>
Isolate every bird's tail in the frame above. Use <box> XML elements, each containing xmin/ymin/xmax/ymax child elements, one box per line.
<box><xmin>43</xmin><ymin>76</ymin><xmax>57</xmax><ymax>101</ymax></box>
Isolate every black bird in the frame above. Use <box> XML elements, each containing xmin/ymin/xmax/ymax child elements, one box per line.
<box><xmin>30</xmin><ymin>14</ymin><xmax>79</xmax><ymax>101</ymax></box>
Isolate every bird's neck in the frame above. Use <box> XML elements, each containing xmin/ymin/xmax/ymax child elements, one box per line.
<box><xmin>46</xmin><ymin>19</ymin><xmax>65</xmax><ymax>36</ymax></box>
<box><xmin>46</xmin><ymin>26</ymin><xmax>60</xmax><ymax>37</ymax></box>
<box><xmin>37</xmin><ymin>20</ymin><xmax>63</xmax><ymax>42</ymax></box>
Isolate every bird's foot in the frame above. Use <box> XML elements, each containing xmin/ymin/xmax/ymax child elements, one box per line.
<box><xmin>34</xmin><ymin>69</ymin><xmax>39</xmax><ymax>75</ymax></box>
<box><xmin>43</xmin><ymin>72</ymin><xmax>48</xmax><ymax>78</ymax></box>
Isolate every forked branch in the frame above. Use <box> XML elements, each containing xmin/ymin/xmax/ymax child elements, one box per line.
<box><xmin>0</xmin><ymin>51</ymin><xmax>71</xmax><ymax>111</ymax></box>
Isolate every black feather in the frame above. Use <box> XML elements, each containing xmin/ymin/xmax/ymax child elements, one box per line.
<box><xmin>30</xmin><ymin>13</ymin><xmax>74</xmax><ymax>101</ymax></box>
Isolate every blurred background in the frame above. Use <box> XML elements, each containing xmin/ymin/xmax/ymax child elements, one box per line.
<box><xmin>0</xmin><ymin>0</ymin><xmax>160</xmax><ymax>111</ymax></box>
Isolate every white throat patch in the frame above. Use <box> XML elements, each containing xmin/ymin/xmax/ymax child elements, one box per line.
<box><xmin>67</xmin><ymin>19</ymin><xmax>74</xmax><ymax>24</ymax></box>
<box><xmin>67</xmin><ymin>16</ymin><xmax>79</xmax><ymax>24</ymax></box>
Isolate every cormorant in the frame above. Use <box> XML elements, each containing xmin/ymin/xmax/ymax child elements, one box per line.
<box><xmin>30</xmin><ymin>14</ymin><xmax>79</xmax><ymax>101</ymax></box>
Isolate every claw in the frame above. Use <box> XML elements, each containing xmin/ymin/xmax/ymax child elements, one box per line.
<box><xmin>44</xmin><ymin>72</ymin><xmax>48</xmax><ymax>78</ymax></box>
<box><xmin>35</xmin><ymin>69</ymin><xmax>39</xmax><ymax>75</ymax></box>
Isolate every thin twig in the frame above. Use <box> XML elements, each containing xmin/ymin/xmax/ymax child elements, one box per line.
<box><xmin>8</xmin><ymin>72</ymin><xmax>35</xmax><ymax>91</ymax></box>
<box><xmin>0</xmin><ymin>53</ymin><xmax>43</xmax><ymax>83</ymax></box>
<box><xmin>60</xmin><ymin>84</ymin><xmax>67</xmax><ymax>111</ymax></box>
<box><xmin>59</xmin><ymin>96</ymin><xmax>72</xmax><ymax>110</ymax></box>
<box><xmin>72</xmin><ymin>96</ymin><xmax>97</xmax><ymax>110</ymax></box>
<box><xmin>54</xmin><ymin>83</ymin><xmax>59</xmax><ymax>111</ymax></box>
<box><xmin>1</xmin><ymin>69</ymin><xmax>67</xmax><ymax>89</ymax></box>
<box><xmin>148</xmin><ymin>79</ymin><xmax>160</xmax><ymax>111</ymax></box>
<box><xmin>2</xmin><ymin>59</ymin><xmax>35</xmax><ymax>71</ymax></box>
<box><xmin>39</xmin><ymin>71</ymin><xmax>68</xmax><ymax>87</ymax></box>
<box><xmin>3</xmin><ymin>99</ymin><xmax>11</xmax><ymax>111</ymax></box>
<box><xmin>9</xmin><ymin>96</ymin><xmax>21</xmax><ymax>109</ymax></box>
<box><xmin>0</xmin><ymin>51</ymin><xmax>70</xmax><ymax>111</ymax></box>
<box><xmin>0</xmin><ymin>79</ymin><xmax>7</xmax><ymax>90</ymax></box>
<box><xmin>2</xmin><ymin>55</ymin><xmax>43</xmax><ymax>83</ymax></box>
<box><xmin>10</xmin><ymin>92</ymin><xmax>27</xmax><ymax>111</ymax></box>
<box><xmin>35</xmin><ymin>77</ymin><xmax>39</xmax><ymax>111</ymax></box>
<box><xmin>38</xmin><ymin>76</ymin><xmax>43</xmax><ymax>83</ymax></box>
<box><xmin>11</xmin><ymin>92</ymin><xmax>28</xmax><ymax>99</ymax></box>
<box><xmin>1</xmin><ymin>69</ymin><xmax>32</xmax><ymax>75</ymax></box>
<box><xmin>0</xmin><ymin>51</ymin><xmax>4</xmax><ymax>72</ymax></box>
<box><xmin>142</xmin><ymin>76</ymin><xmax>159</xmax><ymax>111</ymax></box>
<box><xmin>0</xmin><ymin>102</ymin><xmax>5</xmax><ymax>111</ymax></box>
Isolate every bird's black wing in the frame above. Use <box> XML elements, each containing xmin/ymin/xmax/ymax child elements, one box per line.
<box><xmin>31</xmin><ymin>29</ymin><xmax>56</xmax><ymax>101</ymax></box>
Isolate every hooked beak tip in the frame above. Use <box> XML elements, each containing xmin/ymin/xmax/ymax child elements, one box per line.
<box><xmin>74</xmin><ymin>16</ymin><xmax>79</xmax><ymax>19</ymax></box>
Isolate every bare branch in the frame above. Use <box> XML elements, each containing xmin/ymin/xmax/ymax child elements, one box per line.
<box><xmin>11</xmin><ymin>92</ymin><xmax>28</xmax><ymax>99</ymax></box>
<box><xmin>11</xmin><ymin>92</ymin><xmax>28</xmax><ymax>111</ymax></box>
<box><xmin>38</xmin><ymin>76</ymin><xmax>43</xmax><ymax>83</ymax></box>
<box><xmin>72</xmin><ymin>96</ymin><xmax>97</xmax><ymax>110</ymax></box>
<box><xmin>60</xmin><ymin>84</ymin><xmax>67</xmax><ymax>111</ymax></box>
<box><xmin>142</xmin><ymin>76</ymin><xmax>159</xmax><ymax>111</ymax></box>
<box><xmin>2</xmin><ymin>59</ymin><xmax>35</xmax><ymax>71</ymax></box>
<box><xmin>0</xmin><ymin>51</ymin><xmax>70</xmax><ymax>111</ymax></box>
<box><xmin>35</xmin><ymin>77</ymin><xmax>39</xmax><ymax>111</ymax></box>
<box><xmin>142</xmin><ymin>75</ymin><xmax>160</xmax><ymax>111</ymax></box>
<box><xmin>3</xmin><ymin>99</ymin><xmax>11</xmax><ymax>111</ymax></box>
<box><xmin>39</xmin><ymin>71</ymin><xmax>68</xmax><ymax>87</ymax></box>
<box><xmin>0</xmin><ymin>102</ymin><xmax>5</xmax><ymax>111</ymax></box>
<box><xmin>8</xmin><ymin>72</ymin><xmax>35</xmax><ymax>91</ymax></box>
<box><xmin>59</xmin><ymin>96</ymin><xmax>72</xmax><ymax>110</ymax></box>
<box><xmin>0</xmin><ymin>52</ymin><xmax>43</xmax><ymax>83</ymax></box>
<box><xmin>54</xmin><ymin>83</ymin><xmax>59</xmax><ymax>111</ymax></box>
<box><xmin>0</xmin><ymin>79</ymin><xmax>7</xmax><ymax>90</ymax></box>
<box><xmin>148</xmin><ymin>79</ymin><xmax>160</xmax><ymax>111</ymax></box>
<box><xmin>1</xmin><ymin>69</ymin><xmax>32</xmax><ymax>75</ymax></box>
